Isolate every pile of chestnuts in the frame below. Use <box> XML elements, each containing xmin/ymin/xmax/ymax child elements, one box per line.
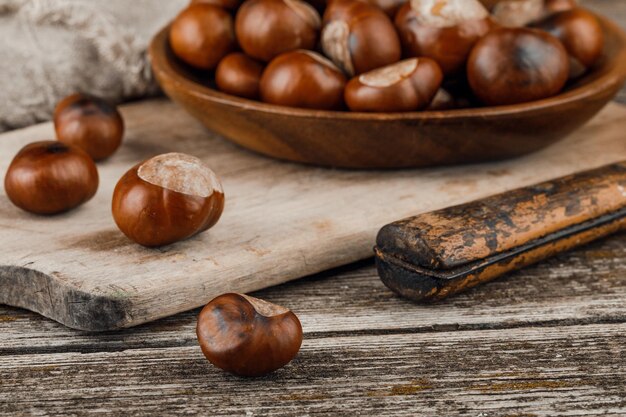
<box><xmin>4</xmin><ymin>93</ymin><xmax>225</xmax><ymax>248</ymax></box>
<box><xmin>169</xmin><ymin>0</ymin><xmax>604</xmax><ymax>111</ymax></box>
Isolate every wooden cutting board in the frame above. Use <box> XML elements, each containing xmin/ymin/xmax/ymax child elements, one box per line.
<box><xmin>1</xmin><ymin>99</ymin><xmax>625</xmax><ymax>331</ymax></box>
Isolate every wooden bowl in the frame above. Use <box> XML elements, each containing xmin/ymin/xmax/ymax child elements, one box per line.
<box><xmin>149</xmin><ymin>16</ymin><xmax>626</xmax><ymax>169</ymax></box>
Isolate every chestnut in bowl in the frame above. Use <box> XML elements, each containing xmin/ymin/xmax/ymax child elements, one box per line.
<box><xmin>491</xmin><ymin>0</ymin><xmax>578</xmax><ymax>27</ymax></box>
<box><xmin>395</xmin><ymin>0</ymin><xmax>493</xmax><ymax>76</ymax></box>
<box><xmin>533</xmin><ymin>8</ymin><xmax>604</xmax><ymax>79</ymax></box>
<box><xmin>170</xmin><ymin>3</ymin><xmax>236</xmax><ymax>70</ymax></box>
<box><xmin>321</xmin><ymin>0</ymin><xmax>401</xmax><ymax>76</ymax></box>
<box><xmin>112</xmin><ymin>152</ymin><xmax>224</xmax><ymax>247</ymax></box>
<box><xmin>4</xmin><ymin>141</ymin><xmax>99</xmax><ymax>215</ymax></box>
<box><xmin>54</xmin><ymin>93</ymin><xmax>124</xmax><ymax>161</ymax></box>
<box><xmin>196</xmin><ymin>293</ymin><xmax>303</xmax><ymax>377</ymax></box>
<box><xmin>216</xmin><ymin>52</ymin><xmax>264</xmax><ymax>99</ymax></box>
<box><xmin>467</xmin><ymin>27</ymin><xmax>570</xmax><ymax>105</ymax></box>
<box><xmin>260</xmin><ymin>50</ymin><xmax>346</xmax><ymax>110</ymax></box>
<box><xmin>345</xmin><ymin>58</ymin><xmax>443</xmax><ymax>112</ymax></box>
<box><xmin>235</xmin><ymin>0</ymin><xmax>321</xmax><ymax>62</ymax></box>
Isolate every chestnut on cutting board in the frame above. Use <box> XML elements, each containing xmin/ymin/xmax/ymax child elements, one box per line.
<box><xmin>235</xmin><ymin>0</ymin><xmax>321</xmax><ymax>62</ymax></box>
<box><xmin>215</xmin><ymin>52</ymin><xmax>264</xmax><ymax>99</ymax></box>
<box><xmin>321</xmin><ymin>0</ymin><xmax>401</xmax><ymax>76</ymax></box>
<box><xmin>54</xmin><ymin>93</ymin><xmax>124</xmax><ymax>161</ymax></box>
<box><xmin>344</xmin><ymin>58</ymin><xmax>443</xmax><ymax>112</ymax></box>
<box><xmin>170</xmin><ymin>3</ymin><xmax>236</xmax><ymax>70</ymax></box>
<box><xmin>395</xmin><ymin>0</ymin><xmax>493</xmax><ymax>76</ymax></box>
<box><xmin>4</xmin><ymin>141</ymin><xmax>99</xmax><ymax>215</ymax></box>
<box><xmin>197</xmin><ymin>293</ymin><xmax>303</xmax><ymax>377</ymax></box>
<box><xmin>260</xmin><ymin>50</ymin><xmax>347</xmax><ymax>110</ymax></box>
<box><xmin>467</xmin><ymin>27</ymin><xmax>569</xmax><ymax>105</ymax></box>
<box><xmin>112</xmin><ymin>152</ymin><xmax>224</xmax><ymax>247</ymax></box>
<box><xmin>533</xmin><ymin>8</ymin><xmax>604</xmax><ymax>79</ymax></box>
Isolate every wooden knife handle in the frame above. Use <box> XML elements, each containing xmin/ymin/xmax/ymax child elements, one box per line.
<box><xmin>375</xmin><ymin>162</ymin><xmax>626</xmax><ymax>302</ymax></box>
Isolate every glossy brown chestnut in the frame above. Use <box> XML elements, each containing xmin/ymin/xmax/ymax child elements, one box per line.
<box><xmin>170</xmin><ymin>3</ymin><xmax>236</xmax><ymax>70</ymax></box>
<box><xmin>260</xmin><ymin>50</ymin><xmax>347</xmax><ymax>110</ymax></box>
<box><xmin>112</xmin><ymin>152</ymin><xmax>224</xmax><ymax>247</ymax></box>
<box><xmin>533</xmin><ymin>8</ymin><xmax>604</xmax><ymax>78</ymax></box>
<box><xmin>395</xmin><ymin>0</ymin><xmax>493</xmax><ymax>76</ymax></box>
<box><xmin>467</xmin><ymin>27</ymin><xmax>569</xmax><ymax>105</ymax></box>
<box><xmin>235</xmin><ymin>0</ymin><xmax>321</xmax><ymax>62</ymax></box>
<box><xmin>4</xmin><ymin>141</ymin><xmax>99</xmax><ymax>215</ymax></box>
<box><xmin>54</xmin><ymin>93</ymin><xmax>124</xmax><ymax>161</ymax></box>
<box><xmin>490</xmin><ymin>0</ymin><xmax>578</xmax><ymax>27</ymax></box>
<box><xmin>322</xmin><ymin>0</ymin><xmax>401</xmax><ymax>76</ymax></box>
<box><xmin>215</xmin><ymin>53</ymin><xmax>264</xmax><ymax>99</ymax></box>
<box><xmin>345</xmin><ymin>58</ymin><xmax>443</xmax><ymax>112</ymax></box>
<box><xmin>190</xmin><ymin>0</ymin><xmax>241</xmax><ymax>11</ymax></box>
<box><xmin>196</xmin><ymin>293</ymin><xmax>303</xmax><ymax>377</ymax></box>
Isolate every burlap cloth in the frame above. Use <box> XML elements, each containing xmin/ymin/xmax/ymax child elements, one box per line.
<box><xmin>0</xmin><ymin>0</ymin><xmax>188</xmax><ymax>132</ymax></box>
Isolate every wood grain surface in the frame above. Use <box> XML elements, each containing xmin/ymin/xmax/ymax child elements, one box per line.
<box><xmin>1</xmin><ymin>98</ymin><xmax>625</xmax><ymax>331</ymax></box>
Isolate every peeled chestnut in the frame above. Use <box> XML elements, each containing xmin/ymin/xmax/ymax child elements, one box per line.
<box><xmin>533</xmin><ymin>8</ymin><xmax>604</xmax><ymax>78</ymax></box>
<box><xmin>235</xmin><ymin>0</ymin><xmax>321</xmax><ymax>62</ymax></box>
<box><xmin>170</xmin><ymin>3</ymin><xmax>236</xmax><ymax>70</ymax></box>
<box><xmin>395</xmin><ymin>0</ymin><xmax>493</xmax><ymax>76</ymax></box>
<box><xmin>4</xmin><ymin>141</ymin><xmax>99</xmax><ymax>215</ymax></box>
<box><xmin>197</xmin><ymin>293</ymin><xmax>303</xmax><ymax>377</ymax></box>
<box><xmin>112</xmin><ymin>152</ymin><xmax>224</xmax><ymax>247</ymax></box>
<box><xmin>467</xmin><ymin>28</ymin><xmax>569</xmax><ymax>105</ymax></box>
<box><xmin>260</xmin><ymin>50</ymin><xmax>346</xmax><ymax>110</ymax></box>
<box><xmin>491</xmin><ymin>0</ymin><xmax>577</xmax><ymax>27</ymax></box>
<box><xmin>215</xmin><ymin>53</ymin><xmax>264</xmax><ymax>99</ymax></box>
<box><xmin>190</xmin><ymin>0</ymin><xmax>242</xmax><ymax>11</ymax></box>
<box><xmin>322</xmin><ymin>0</ymin><xmax>401</xmax><ymax>76</ymax></box>
<box><xmin>345</xmin><ymin>58</ymin><xmax>443</xmax><ymax>112</ymax></box>
<box><xmin>54</xmin><ymin>93</ymin><xmax>124</xmax><ymax>161</ymax></box>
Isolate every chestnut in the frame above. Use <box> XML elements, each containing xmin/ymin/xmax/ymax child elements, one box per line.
<box><xmin>344</xmin><ymin>58</ymin><xmax>443</xmax><ymax>112</ymax></box>
<box><xmin>260</xmin><ymin>50</ymin><xmax>347</xmax><ymax>110</ymax></box>
<box><xmin>54</xmin><ymin>93</ymin><xmax>124</xmax><ymax>161</ymax></box>
<box><xmin>533</xmin><ymin>8</ymin><xmax>604</xmax><ymax>78</ymax></box>
<box><xmin>215</xmin><ymin>53</ymin><xmax>264</xmax><ymax>99</ymax></box>
<box><xmin>235</xmin><ymin>0</ymin><xmax>321</xmax><ymax>62</ymax></box>
<box><xmin>170</xmin><ymin>3</ymin><xmax>236</xmax><ymax>70</ymax></box>
<box><xmin>490</xmin><ymin>0</ymin><xmax>577</xmax><ymax>27</ymax></box>
<box><xmin>321</xmin><ymin>0</ymin><xmax>401</xmax><ymax>76</ymax></box>
<box><xmin>467</xmin><ymin>27</ymin><xmax>569</xmax><ymax>105</ymax></box>
<box><xmin>4</xmin><ymin>141</ymin><xmax>98</xmax><ymax>215</ymax></box>
<box><xmin>361</xmin><ymin>0</ymin><xmax>407</xmax><ymax>18</ymax></box>
<box><xmin>190</xmin><ymin>0</ymin><xmax>242</xmax><ymax>11</ymax></box>
<box><xmin>395</xmin><ymin>0</ymin><xmax>493</xmax><ymax>76</ymax></box>
<box><xmin>112</xmin><ymin>152</ymin><xmax>224</xmax><ymax>247</ymax></box>
<box><xmin>196</xmin><ymin>293</ymin><xmax>303</xmax><ymax>377</ymax></box>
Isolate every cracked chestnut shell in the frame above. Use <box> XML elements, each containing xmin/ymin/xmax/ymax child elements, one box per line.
<box><xmin>533</xmin><ymin>8</ymin><xmax>604</xmax><ymax>79</ymax></box>
<box><xmin>54</xmin><ymin>93</ymin><xmax>124</xmax><ymax>161</ymax></box>
<box><xmin>4</xmin><ymin>141</ymin><xmax>99</xmax><ymax>214</ymax></box>
<box><xmin>467</xmin><ymin>27</ymin><xmax>569</xmax><ymax>105</ymax></box>
<box><xmin>170</xmin><ymin>3</ymin><xmax>236</xmax><ymax>70</ymax></box>
<box><xmin>235</xmin><ymin>0</ymin><xmax>321</xmax><ymax>62</ymax></box>
<box><xmin>112</xmin><ymin>152</ymin><xmax>224</xmax><ymax>247</ymax></box>
<box><xmin>215</xmin><ymin>52</ymin><xmax>264</xmax><ymax>99</ymax></box>
<box><xmin>345</xmin><ymin>58</ymin><xmax>443</xmax><ymax>112</ymax></box>
<box><xmin>197</xmin><ymin>293</ymin><xmax>303</xmax><ymax>377</ymax></box>
<box><xmin>322</xmin><ymin>0</ymin><xmax>401</xmax><ymax>76</ymax></box>
<box><xmin>395</xmin><ymin>0</ymin><xmax>493</xmax><ymax>76</ymax></box>
<box><xmin>260</xmin><ymin>50</ymin><xmax>347</xmax><ymax>110</ymax></box>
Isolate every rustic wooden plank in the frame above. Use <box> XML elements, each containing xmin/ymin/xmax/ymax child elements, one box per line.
<box><xmin>1</xmin><ymin>323</ymin><xmax>624</xmax><ymax>416</ymax></box>
<box><xmin>0</xmin><ymin>234</ymin><xmax>623</xmax><ymax>354</ymax></box>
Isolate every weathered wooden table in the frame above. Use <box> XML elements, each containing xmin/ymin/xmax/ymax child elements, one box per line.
<box><xmin>1</xmin><ymin>2</ymin><xmax>625</xmax><ymax>415</ymax></box>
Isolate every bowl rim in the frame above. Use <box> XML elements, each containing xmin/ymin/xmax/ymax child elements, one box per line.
<box><xmin>150</xmin><ymin>15</ymin><xmax>626</xmax><ymax>122</ymax></box>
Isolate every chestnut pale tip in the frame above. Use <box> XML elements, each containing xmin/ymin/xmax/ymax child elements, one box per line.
<box><xmin>321</xmin><ymin>20</ymin><xmax>354</xmax><ymax>75</ymax></box>
<box><xmin>284</xmin><ymin>0</ymin><xmax>322</xmax><ymax>29</ymax></box>
<box><xmin>410</xmin><ymin>0</ymin><xmax>489</xmax><ymax>27</ymax></box>
<box><xmin>137</xmin><ymin>152</ymin><xmax>223</xmax><ymax>197</ymax></box>
<box><xmin>359</xmin><ymin>58</ymin><xmax>418</xmax><ymax>87</ymax></box>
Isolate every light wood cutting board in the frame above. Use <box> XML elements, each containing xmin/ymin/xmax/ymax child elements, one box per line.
<box><xmin>1</xmin><ymin>99</ymin><xmax>625</xmax><ymax>331</ymax></box>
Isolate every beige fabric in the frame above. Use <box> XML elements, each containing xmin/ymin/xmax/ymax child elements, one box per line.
<box><xmin>0</xmin><ymin>0</ymin><xmax>187</xmax><ymax>132</ymax></box>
